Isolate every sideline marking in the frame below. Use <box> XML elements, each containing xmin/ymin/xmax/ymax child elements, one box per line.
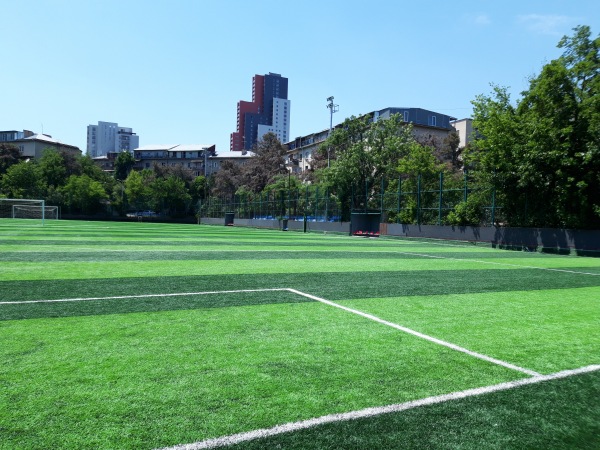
<box><xmin>379</xmin><ymin>249</ymin><xmax>600</xmax><ymax>277</ymax></box>
<box><xmin>158</xmin><ymin>364</ymin><xmax>600</xmax><ymax>450</ymax></box>
<box><xmin>287</xmin><ymin>289</ymin><xmax>540</xmax><ymax>377</ymax></box>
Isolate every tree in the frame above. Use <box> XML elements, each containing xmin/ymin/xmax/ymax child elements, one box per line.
<box><xmin>467</xmin><ymin>25</ymin><xmax>599</xmax><ymax>228</ymax></box>
<box><xmin>465</xmin><ymin>85</ymin><xmax>524</xmax><ymax>225</ymax></box>
<box><xmin>211</xmin><ymin>161</ymin><xmax>243</xmax><ymax>199</ymax></box>
<box><xmin>190</xmin><ymin>175</ymin><xmax>207</xmax><ymax>202</ymax></box>
<box><xmin>62</xmin><ymin>174</ymin><xmax>108</xmax><ymax>214</ymax></box>
<box><xmin>124</xmin><ymin>170</ymin><xmax>148</xmax><ymax>211</ymax></box>
<box><xmin>38</xmin><ymin>149</ymin><xmax>67</xmax><ymax>189</ymax></box>
<box><xmin>242</xmin><ymin>132</ymin><xmax>287</xmax><ymax>193</ymax></box>
<box><xmin>441</xmin><ymin>130</ymin><xmax>462</xmax><ymax>169</ymax></box>
<box><xmin>0</xmin><ymin>143</ymin><xmax>22</xmax><ymax>176</ymax></box>
<box><xmin>1</xmin><ymin>161</ymin><xmax>45</xmax><ymax>198</ymax></box>
<box><xmin>114</xmin><ymin>151</ymin><xmax>136</xmax><ymax>181</ymax></box>
<box><xmin>317</xmin><ymin>114</ymin><xmax>417</xmax><ymax>217</ymax></box>
<box><xmin>152</xmin><ymin>163</ymin><xmax>194</xmax><ymax>185</ymax></box>
<box><xmin>162</xmin><ymin>175</ymin><xmax>192</xmax><ymax>215</ymax></box>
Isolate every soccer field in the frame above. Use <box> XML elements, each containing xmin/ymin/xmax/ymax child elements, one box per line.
<box><xmin>1</xmin><ymin>219</ymin><xmax>599</xmax><ymax>449</ymax></box>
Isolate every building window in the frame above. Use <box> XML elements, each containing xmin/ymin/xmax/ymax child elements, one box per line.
<box><xmin>403</xmin><ymin>111</ymin><xmax>409</xmax><ymax>122</ymax></box>
<box><xmin>430</xmin><ymin>116</ymin><xmax>437</xmax><ymax>126</ymax></box>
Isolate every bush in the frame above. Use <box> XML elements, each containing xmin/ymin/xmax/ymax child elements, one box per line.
<box><xmin>447</xmin><ymin>197</ymin><xmax>485</xmax><ymax>226</ymax></box>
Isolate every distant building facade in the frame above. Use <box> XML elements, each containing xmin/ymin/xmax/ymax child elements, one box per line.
<box><xmin>87</xmin><ymin>121</ymin><xmax>139</xmax><ymax>157</ymax></box>
<box><xmin>205</xmin><ymin>151</ymin><xmax>255</xmax><ymax>176</ymax></box>
<box><xmin>92</xmin><ymin>144</ymin><xmax>253</xmax><ymax>178</ymax></box>
<box><xmin>15</xmin><ymin>133</ymin><xmax>81</xmax><ymax>159</ymax></box>
<box><xmin>285</xmin><ymin>107</ymin><xmax>457</xmax><ymax>174</ymax></box>
<box><xmin>132</xmin><ymin>144</ymin><xmax>216</xmax><ymax>177</ymax></box>
<box><xmin>0</xmin><ymin>129</ymin><xmax>34</xmax><ymax>143</ymax></box>
<box><xmin>230</xmin><ymin>73</ymin><xmax>290</xmax><ymax>151</ymax></box>
<box><xmin>450</xmin><ymin>118</ymin><xmax>474</xmax><ymax>149</ymax></box>
<box><xmin>285</xmin><ymin>129</ymin><xmax>330</xmax><ymax>174</ymax></box>
<box><xmin>1</xmin><ymin>129</ymin><xmax>81</xmax><ymax>159</ymax></box>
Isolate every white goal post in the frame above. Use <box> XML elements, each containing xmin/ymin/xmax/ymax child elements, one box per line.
<box><xmin>13</xmin><ymin>205</ymin><xmax>59</xmax><ymax>220</ymax></box>
<box><xmin>0</xmin><ymin>198</ymin><xmax>59</xmax><ymax>224</ymax></box>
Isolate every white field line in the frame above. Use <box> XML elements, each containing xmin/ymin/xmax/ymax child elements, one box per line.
<box><xmin>1</xmin><ymin>287</ymin><xmax>540</xmax><ymax>377</ymax></box>
<box><xmin>0</xmin><ymin>288</ymin><xmax>289</xmax><ymax>305</ymax></box>
<box><xmin>378</xmin><ymin>249</ymin><xmax>600</xmax><ymax>276</ymax></box>
<box><xmin>287</xmin><ymin>288</ymin><xmax>540</xmax><ymax>377</ymax></box>
<box><xmin>158</xmin><ymin>364</ymin><xmax>600</xmax><ymax>450</ymax></box>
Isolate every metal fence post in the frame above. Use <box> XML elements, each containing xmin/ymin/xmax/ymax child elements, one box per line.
<box><xmin>365</xmin><ymin>180</ymin><xmax>368</xmax><ymax>214</ymax></box>
<box><xmin>325</xmin><ymin>187</ymin><xmax>329</xmax><ymax>222</ymax></box>
<box><xmin>314</xmin><ymin>186</ymin><xmax>319</xmax><ymax>219</ymax></box>
<box><xmin>417</xmin><ymin>174</ymin><xmax>421</xmax><ymax>225</ymax></box>
<box><xmin>491</xmin><ymin>185</ymin><xmax>496</xmax><ymax>226</ymax></box>
<box><xmin>380</xmin><ymin>177</ymin><xmax>385</xmax><ymax>215</ymax></box>
<box><xmin>397</xmin><ymin>177</ymin><xmax>402</xmax><ymax>223</ymax></box>
<box><xmin>438</xmin><ymin>171</ymin><xmax>444</xmax><ymax>225</ymax></box>
<box><xmin>305</xmin><ymin>185</ymin><xmax>309</xmax><ymax>217</ymax></box>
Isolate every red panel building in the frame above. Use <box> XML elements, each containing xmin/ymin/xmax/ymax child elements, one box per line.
<box><xmin>230</xmin><ymin>73</ymin><xmax>288</xmax><ymax>151</ymax></box>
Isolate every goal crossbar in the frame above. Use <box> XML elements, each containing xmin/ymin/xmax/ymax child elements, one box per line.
<box><xmin>0</xmin><ymin>198</ymin><xmax>55</xmax><ymax>224</ymax></box>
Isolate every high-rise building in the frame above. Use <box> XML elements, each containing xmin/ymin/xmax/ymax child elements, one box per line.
<box><xmin>87</xmin><ymin>121</ymin><xmax>139</xmax><ymax>157</ymax></box>
<box><xmin>230</xmin><ymin>72</ymin><xmax>290</xmax><ymax>151</ymax></box>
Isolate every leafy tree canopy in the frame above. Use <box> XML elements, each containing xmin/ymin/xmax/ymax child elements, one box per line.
<box><xmin>467</xmin><ymin>25</ymin><xmax>599</xmax><ymax>229</ymax></box>
<box><xmin>0</xmin><ymin>143</ymin><xmax>22</xmax><ymax>176</ymax></box>
<box><xmin>242</xmin><ymin>132</ymin><xmax>288</xmax><ymax>193</ymax></box>
<box><xmin>114</xmin><ymin>151</ymin><xmax>136</xmax><ymax>181</ymax></box>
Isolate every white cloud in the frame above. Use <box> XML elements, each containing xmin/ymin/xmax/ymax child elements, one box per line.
<box><xmin>473</xmin><ymin>14</ymin><xmax>491</xmax><ymax>26</ymax></box>
<box><xmin>517</xmin><ymin>14</ymin><xmax>574</xmax><ymax>36</ymax></box>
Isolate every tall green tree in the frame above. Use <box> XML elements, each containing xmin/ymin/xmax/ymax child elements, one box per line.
<box><xmin>1</xmin><ymin>161</ymin><xmax>45</xmax><ymax>198</ymax></box>
<box><xmin>190</xmin><ymin>175</ymin><xmax>207</xmax><ymax>202</ymax></box>
<box><xmin>211</xmin><ymin>161</ymin><xmax>243</xmax><ymax>199</ymax></box>
<box><xmin>114</xmin><ymin>151</ymin><xmax>136</xmax><ymax>181</ymax></box>
<box><xmin>124</xmin><ymin>170</ymin><xmax>148</xmax><ymax>211</ymax></box>
<box><xmin>62</xmin><ymin>174</ymin><xmax>108</xmax><ymax>214</ymax></box>
<box><xmin>468</xmin><ymin>25</ymin><xmax>599</xmax><ymax>229</ymax></box>
<box><xmin>38</xmin><ymin>149</ymin><xmax>67</xmax><ymax>189</ymax></box>
<box><xmin>242</xmin><ymin>132</ymin><xmax>288</xmax><ymax>193</ymax></box>
<box><xmin>317</xmin><ymin>114</ymin><xmax>417</xmax><ymax>217</ymax></box>
<box><xmin>162</xmin><ymin>175</ymin><xmax>192</xmax><ymax>215</ymax></box>
<box><xmin>0</xmin><ymin>143</ymin><xmax>22</xmax><ymax>176</ymax></box>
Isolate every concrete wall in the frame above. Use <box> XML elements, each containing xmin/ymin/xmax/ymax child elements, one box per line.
<box><xmin>381</xmin><ymin>223</ymin><xmax>600</xmax><ymax>253</ymax></box>
<box><xmin>201</xmin><ymin>217</ymin><xmax>598</xmax><ymax>253</ymax></box>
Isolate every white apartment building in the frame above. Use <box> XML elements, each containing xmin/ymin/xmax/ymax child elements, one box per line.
<box><xmin>257</xmin><ymin>98</ymin><xmax>291</xmax><ymax>145</ymax></box>
<box><xmin>87</xmin><ymin>121</ymin><xmax>139</xmax><ymax>157</ymax></box>
<box><xmin>450</xmin><ymin>118</ymin><xmax>474</xmax><ymax>149</ymax></box>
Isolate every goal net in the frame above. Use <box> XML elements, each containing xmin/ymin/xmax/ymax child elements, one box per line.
<box><xmin>13</xmin><ymin>205</ymin><xmax>59</xmax><ymax>220</ymax></box>
<box><xmin>0</xmin><ymin>199</ymin><xmax>58</xmax><ymax>222</ymax></box>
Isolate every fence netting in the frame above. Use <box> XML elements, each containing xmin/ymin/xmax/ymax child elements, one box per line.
<box><xmin>198</xmin><ymin>172</ymin><xmax>503</xmax><ymax>226</ymax></box>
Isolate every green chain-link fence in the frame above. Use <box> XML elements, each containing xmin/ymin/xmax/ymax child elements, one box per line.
<box><xmin>198</xmin><ymin>172</ymin><xmax>502</xmax><ymax>226</ymax></box>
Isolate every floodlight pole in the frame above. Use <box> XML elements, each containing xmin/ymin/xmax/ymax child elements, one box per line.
<box><xmin>326</xmin><ymin>96</ymin><xmax>338</xmax><ymax>168</ymax></box>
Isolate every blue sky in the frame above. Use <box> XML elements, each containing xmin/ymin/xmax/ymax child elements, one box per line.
<box><xmin>2</xmin><ymin>0</ymin><xmax>599</xmax><ymax>154</ymax></box>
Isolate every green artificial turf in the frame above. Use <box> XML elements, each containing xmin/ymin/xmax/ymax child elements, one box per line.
<box><xmin>1</xmin><ymin>298</ymin><xmax>521</xmax><ymax>449</ymax></box>
<box><xmin>0</xmin><ymin>219</ymin><xmax>598</xmax><ymax>449</ymax></box>
<box><xmin>228</xmin><ymin>370</ymin><xmax>600</xmax><ymax>450</ymax></box>
<box><xmin>341</xmin><ymin>287</ymin><xmax>600</xmax><ymax>374</ymax></box>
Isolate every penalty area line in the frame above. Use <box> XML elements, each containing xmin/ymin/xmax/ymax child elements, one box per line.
<box><xmin>286</xmin><ymin>289</ymin><xmax>540</xmax><ymax>377</ymax></box>
<box><xmin>0</xmin><ymin>288</ymin><xmax>290</xmax><ymax>305</ymax></box>
<box><xmin>157</xmin><ymin>364</ymin><xmax>600</xmax><ymax>450</ymax></box>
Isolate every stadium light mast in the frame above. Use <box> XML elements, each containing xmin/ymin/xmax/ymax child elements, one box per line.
<box><xmin>326</xmin><ymin>96</ymin><xmax>338</xmax><ymax>167</ymax></box>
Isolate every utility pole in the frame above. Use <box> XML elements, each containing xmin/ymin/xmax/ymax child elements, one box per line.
<box><xmin>326</xmin><ymin>96</ymin><xmax>338</xmax><ymax>167</ymax></box>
